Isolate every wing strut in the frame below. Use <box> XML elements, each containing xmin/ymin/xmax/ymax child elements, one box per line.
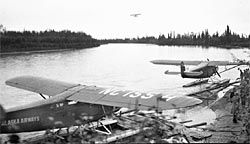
<box><xmin>219</xmin><ymin>65</ymin><xmax>240</xmax><ymax>74</ymax></box>
<box><xmin>95</xmin><ymin>121</ymin><xmax>112</xmax><ymax>135</ymax></box>
<box><xmin>39</xmin><ymin>93</ymin><xmax>46</xmax><ymax>99</ymax></box>
<box><xmin>101</xmin><ymin>105</ymin><xmax>113</xmax><ymax>132</ymax></box>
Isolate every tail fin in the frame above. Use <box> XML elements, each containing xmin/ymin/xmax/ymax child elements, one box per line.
<box><xmin>180</xmin><ymin>61</ymin><xmax>185</xmax><ymax>77</ymax></box>
<box><xmin>0</xmin><ymin>104</ymin><xmax>6</xmax><ymax>133</ymax></box>
<box><xmin>0</xmin><ymin>104</ymin><xmax>6</xmax><ymax>122</ymax></box>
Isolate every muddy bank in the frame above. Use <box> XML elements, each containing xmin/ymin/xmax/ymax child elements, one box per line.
<box><xmin>204</xmin><ymin>70</ymin><xmax>250</xmax><ymax>143</ymax></box>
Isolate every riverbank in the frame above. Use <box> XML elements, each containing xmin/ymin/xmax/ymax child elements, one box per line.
<box><xmin>0</xmin><ymin>48</ymin><xmax>71</xmax><ymax>55</ymax></box>
<box><xmin>0</xmin><ymin>45</ymin><xmax>100</xmax><ymax>56</ymax></box>
<box><xmin>1</xmin><ymin>43</ymin><xmax>248</xmax><ymax>56</ymax></box>
<box><xmin>104</xmin><ymin>41</ymin><xmax>250</xmax><ymax>49</ymax></box>
<box><xmin>204</xmin><ymin>90</ymin><xmax>247</xmax><ymax>143</ymax></box>
<box><xmin>204</xmin><ymin>68</ymin><xmax>250</xmax><ymax>143</ymax></box>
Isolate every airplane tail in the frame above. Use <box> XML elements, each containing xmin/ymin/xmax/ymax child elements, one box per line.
<box><xmin>0</xmin><ymin>104</ymin><xmax>6</xmax><ymax>122</ymax></box>
<box><xmin>180</xmin><ymin>61</ymin><xmax>186</xmax><ymax>77</ymax></box>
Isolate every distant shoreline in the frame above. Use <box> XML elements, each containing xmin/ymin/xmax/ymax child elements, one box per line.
<box><xmin>0</xmin><ymin>48</ymin><xmax>71</xmax><ymax>55</ymax></box>
<box><xmin>103</xmin><ymin>42</ymin><xmax>250</xmax><ymax>49</ymax></box>
<box><xmin>158</xmin><ymin>44</ymin><xmax>250</xmax><ymax>49</ymax></box>
<box><xmin>102</xmin><ymin>41</ymin><xmax>249</xmax><ymax>49</ymax></box>
<box><xmin>0</xmin><ymin>45</ymin><xmax>102</xmax><ymax>55</ymax></box>
<box><xmin>1</xmin><ymin>43</ymin><xmax>249</xmax><ymax>55</ymax></box>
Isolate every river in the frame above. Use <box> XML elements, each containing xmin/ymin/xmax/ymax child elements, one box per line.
<box><xmin>1</xmin><ymin>43</ymin><xmax>249</xmax><ymax>109</ymax></box>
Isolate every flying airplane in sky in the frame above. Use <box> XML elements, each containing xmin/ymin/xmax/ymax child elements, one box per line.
<box><xmin>150</xmin><ymin>59</ymin><xmax>248</xmax><ymax>79</ymax></box>
<box><xmin>0</xmin><ymin>76</ymin><xmax>202</xmax><ymax>134</ymax></box>
<box><xmin>130</xmin><ymin>13</ymin><xmax>141</xmax><ymax>17</ymax></box>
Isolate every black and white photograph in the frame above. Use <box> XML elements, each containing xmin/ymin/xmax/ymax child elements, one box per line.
<box><xmin>0</xmin><ymin>0</ymin><xmax>250</xmax><ymax>143</ymax></box>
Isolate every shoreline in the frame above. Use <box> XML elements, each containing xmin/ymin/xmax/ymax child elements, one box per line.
<box><xmin>203</xmin><ymin>87</ymin><xmax>248</xmax><ymax>143</ymax></box>
<box><xmin>0</xmin><ymin>43</ymin><xmax>248</xmax><ymax>56</ymax></box>
<box><xmin>0</xmin><ymin>46</ymin><xmax>99</xmax><ymax>56</ymax></box>
<box><xmin>0</xmin><ymin>49</ymin><xmax>71</xmax><ymax>55</ymax></box>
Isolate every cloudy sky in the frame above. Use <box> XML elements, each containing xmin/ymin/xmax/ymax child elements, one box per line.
<box><xmin>1</xmin><ymin>0</ymin><xmax>250</xmax><ymax>39</ymax></box>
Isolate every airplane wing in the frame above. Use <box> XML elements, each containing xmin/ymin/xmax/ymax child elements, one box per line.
<box><xmin>5</xmin><ymin>76</ymin><xmax>79</xmax><ymax>97</ymax></box>
<box><xmin>189</xmin><ymin>61</ymin><xmax>209</xmax><ymax>72</ymax></box>
<box><xmin>151</xmin><ymin>60</ymin><xmax>246</xmax><ymax>66</ymax></box>
<box><xmin>151</xmin><ymin>60</ymin><xmax>202</xmax><ymax>65</ymax></box>
<box><xmin>5</xmin><ymin>76</ymin><xmax>202</xmax><ymax>110</ymax></box>
<box><xmin>206</xmin><ymin>61</ymin><xmax>246</xmax><ymax>66</ymax></box>
<box><xmin>67</xmin><ymin>86</ymin><xmax>202</xmax><ymax>110</ymax></box>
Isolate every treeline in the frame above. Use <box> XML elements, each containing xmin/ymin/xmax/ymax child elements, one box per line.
<box><xmin>1</xmin><ymin>25</ymin><xmax>249</xmax><ymax>53</ymax></box>
<box><xmin>102</xmin><ymin>26</ymin><xmax>250</xmax><ymax>48</ymax></box>
<box><xmin>0</xmin><ymin>30</ymin><xmax>100</xmax><ymax>53</ymax></box>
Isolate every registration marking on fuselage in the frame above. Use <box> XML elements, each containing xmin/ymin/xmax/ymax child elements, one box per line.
<box><xmin>1</xmin><ymin>116</ymin><xmax>40</xmax><ymax>126</ymax></box>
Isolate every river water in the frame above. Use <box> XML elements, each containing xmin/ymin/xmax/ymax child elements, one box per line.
<box><xmin>0</xmin><ymin>43</ymin><xmax>249</xmax><ymax>109</ymax></box>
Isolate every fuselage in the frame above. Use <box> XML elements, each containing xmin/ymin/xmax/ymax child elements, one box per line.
<box><xmin>0</xmin><ymin>100</ymin><xmax>114</xmax><ymax>133</ymax></box>
<box><xmin>181</xmin><ymin>64</ymin><xmax>217</xmax><ymax>79</ymax></box>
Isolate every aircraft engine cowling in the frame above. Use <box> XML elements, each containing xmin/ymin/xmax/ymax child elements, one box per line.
<box><xmin>0</xmin><ymin>104</ymin><xmax>6</xmax><ymax>122</ymax></box>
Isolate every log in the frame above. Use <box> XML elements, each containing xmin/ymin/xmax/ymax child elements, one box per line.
<box><xmin>186</xmin><ymin>122</ymin><xmax>207</xmax><ymax>128</ymax></box>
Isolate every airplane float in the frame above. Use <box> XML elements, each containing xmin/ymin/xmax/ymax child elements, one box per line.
<box><xmin>0</xmin><ymin>76</ymin><xmax>202</xmax><ymax>134</ymax></box>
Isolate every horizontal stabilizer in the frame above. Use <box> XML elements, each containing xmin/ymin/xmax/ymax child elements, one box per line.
<box><xmin>164</xmin><ymin>70</ymin><xmax>181</xmax><ymax>75</ymax></box>
<box><xmin>5</xmin><ymin>76</ymin><xmax>79</xmax><ymax>97</ymax></box>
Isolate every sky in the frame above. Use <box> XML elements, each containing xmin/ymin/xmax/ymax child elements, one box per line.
<box><xmin>0</xmin><ymin>0</ymin><xmax>250</xmax><ymax>39</ymax></box>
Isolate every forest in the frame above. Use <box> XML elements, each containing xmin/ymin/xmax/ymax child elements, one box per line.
<box><xmin>0</xmin><ymin>29</ymin><xmax>100</xmax><ymax>53</ymax></box>
<box><xmin>103</xmin><ymin>26</ymin><xmax>250</xmax><ymax>48</ymax></box>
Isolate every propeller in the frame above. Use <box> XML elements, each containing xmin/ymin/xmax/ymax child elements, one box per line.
<box><xmin>214</xmin><ymin>66</ymin><xmax>221</xmax><ymax>77</ymax></box>
<box><xmin>216</xmin><ymin>70</ymin><xmax>221</xmax><ymax>78</ymax></box>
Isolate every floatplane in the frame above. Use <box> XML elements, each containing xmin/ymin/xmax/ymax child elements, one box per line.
<box><xmin>130</xmin><ymin>13</ymin><xmax>141</xmax><ymax>17</ymax></box>
<box><xmin>150</xmin><ymin>59</ymin><xmax>249</xmax><ymax>87</ymax></box>
<box><xmin>0</xmin><ymin>76</ymin><xmax>202</xmax><ymax>134</ymax></box>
